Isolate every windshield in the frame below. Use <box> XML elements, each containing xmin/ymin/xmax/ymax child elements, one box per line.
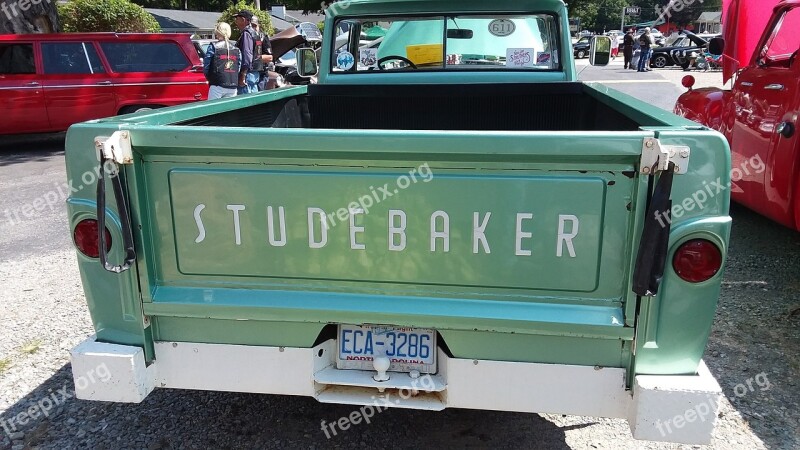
<box><xmin>332</xmin><ymin>14</ymin><xmax>561</xmax><ymax>72</ymax></box>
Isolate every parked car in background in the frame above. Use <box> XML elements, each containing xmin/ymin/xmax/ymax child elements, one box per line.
<box><xmin>0</xmin><ymin>33</ymin><xmax>207</xmax><ymax>135</ymax></box>
<box><xmin>649</xmin><ymin>30</ymin><xmax>708</xmax><ymax>69</ymax></box>
<box><xmin>572</xmin><ymin>35</ymin><xmax>591</xmax><ymax>58</ymax></box>
<box><xmin>268</xmin><ymin>22</ymin><xmax>323</xmax><ymax>87</ymax></box>
<box><xmin>192</xmin><ymin>38</ymin><xmax>215</xmax><ymax>59</ymax></box>
<box><xmin>675</xmin><ymin>0</ymin><xmax>800</xmax><ymax>230</ymax></box>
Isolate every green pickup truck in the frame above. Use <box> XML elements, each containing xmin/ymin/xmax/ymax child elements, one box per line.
<box><xmin>66</xmin><ymin>0</ymin><xmax>731</xmax><ymax>444</ymax></box>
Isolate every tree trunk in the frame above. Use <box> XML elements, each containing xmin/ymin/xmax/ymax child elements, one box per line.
<box><xmin>0</xmin><ymin>0</ymin><xmax>60</xmax><ymax>34</ymax></box>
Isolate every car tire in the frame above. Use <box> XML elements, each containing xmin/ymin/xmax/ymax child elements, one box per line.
<box><xmin>118</xmin><ymin>105</ymin><xmax>159</xmax><ymax>115</ymax></box>
<box><xmin>652</xmin><ymin>55</ymin><xmax>668</xmax><ymax>68</ymax></box>
<box><xmin>577</xmin><ymin>50</ymin><xmax>586</xmax><ymax>59</ymax></box>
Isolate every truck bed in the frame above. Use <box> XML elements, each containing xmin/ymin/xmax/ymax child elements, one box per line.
<box><xmin>175</xmin><ymin>83</ymin><xmax>661</xmax><ymax>131</ymax></box>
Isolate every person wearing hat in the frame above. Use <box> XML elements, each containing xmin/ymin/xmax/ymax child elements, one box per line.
<box><xmin>636</xmin><ymin>27</ymin><xmax>655</xmax><ymax>72</ymax></box>
<box><xmin>233</xmin><ymin>10</ymin><xmax>263</xmax><ymax>93</ymax></box>
<box><xmin>622</xmin><ymin>28</ymin><xmax>635</xmax><ymax>70</ymax></box>
<box><xmin>203</xmin><ymin>22</ymin><xmax>241</xmax><ymax>99</ymax></box>
<box><xmin>250</xmin><ymin>15</ymin><xmax>274</xmax><ymax>90</ymax></box>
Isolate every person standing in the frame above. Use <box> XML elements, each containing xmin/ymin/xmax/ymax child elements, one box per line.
<box><xmin>637</xmin><ymin>27</ymin><xmax>654</xmax><ymax>72</ymax></box>
<box><xmin>610</xmin><ymin>33</ymin><xmax>620</xmax><ymax>60</ymax></box>
<box><xmin>623</xmin><ymin>29</ymin><xmax>634</xmax><ymax>69</ymax></box>
<box><xmin>234</xmin><ymin>10</ymin><xmax>262</xmax><ymax>94</ymax></box>
<box><xmin>203</xmin><ymin>22</ymin><xmax>241</xmax><ymax>99</ymax></box>
<box><xmin>250</xmin><ymin>15</ymin><xmax>274</xmax><ymax>90</ymax></box>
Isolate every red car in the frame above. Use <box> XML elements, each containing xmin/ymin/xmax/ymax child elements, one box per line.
<box><xmin>675</xmin><ymin>0</ymin><xmax>800</xmax><ymax>230</ymax></box>
<box><xmin>0</xmin><ymin>33</ymin><xmax>208</xmax><ymax>135</ymax></box>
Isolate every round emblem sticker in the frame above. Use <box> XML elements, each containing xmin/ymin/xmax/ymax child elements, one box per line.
<box><xmin>336</xmin><ymin>51</ymin><xmax>355</xmax><ymax>70</ymax></box>
<box><xmin>488</xmin><ymin>19</ymin><xmax>516</xmax><ymax>37</ymax></box>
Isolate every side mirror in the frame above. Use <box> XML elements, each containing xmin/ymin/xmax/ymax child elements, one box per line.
<box><xmin>708</xmin><ymin>37</ymin><xmax>725</xmax><ymax>55</ymax></box>
<box><xmin>590</xmin><ymin>36</ymin><xmax>612</xmax><ymax>66</ymax></box>
<box><xmin>297</xmin><ymin>48</ymin><xmax>318</xmax><ymax>77</ymax></box>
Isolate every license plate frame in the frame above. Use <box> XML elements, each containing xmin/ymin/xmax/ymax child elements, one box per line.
<box><xmin>336</xmin><ymin>324</ymin><xmax>437</xmax><ymax>374</ymax></box>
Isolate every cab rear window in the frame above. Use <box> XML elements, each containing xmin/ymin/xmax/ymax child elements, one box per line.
<box><xmin>332</xmin><ymin>14</ymin><xmax>561</xmax><ymax>73</ymax></box>
<box><xmin>0</xmin><ymin>44</ymin><xmax>35</xmax><ymax>74</ymax></box>
<box><xmin>100</xmin><ymin>42</ymin><xmax>189</xmax><ymax>73</ymax></box>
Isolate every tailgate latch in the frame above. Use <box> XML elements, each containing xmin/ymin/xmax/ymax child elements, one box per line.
<box><xmin>94</xmin><ymin>131</ymin><xmax>133</xmax><ymax>165</ymax></box>
<box><xmin>640</xmin><ymin>138</ymin><xmax>690</xmax><ymax>174</ymax></box>
<box><xmin>94</xmin><ymin>131</ymin><xmax>136</xmax><ymax>273</ymax></box>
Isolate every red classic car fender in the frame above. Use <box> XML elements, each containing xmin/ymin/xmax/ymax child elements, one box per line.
<box><xmin>674</xmin><ymin>84</ymin><xmax>731</xmax><ymax>135</ymax></box>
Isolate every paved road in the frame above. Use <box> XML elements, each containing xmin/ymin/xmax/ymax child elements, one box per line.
<box><xmin>1</xmin><ymin>72</ymin><xmax>798</xmax><ymax>450</ymax></box>
<box><xmin>0</xmin><ymin>134</ymin><xmax>71</xmax><ymax>261</ymax></box>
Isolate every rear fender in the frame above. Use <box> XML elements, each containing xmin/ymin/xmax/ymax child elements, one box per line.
<box><xmin>674</xmin><ymin>87</ymin><xmax>729</xmax><ymax>133</ymax></box>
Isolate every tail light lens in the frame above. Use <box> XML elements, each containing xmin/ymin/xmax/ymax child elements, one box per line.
<box><xmin>672</xmin><ymin>239</ymin><xmax>722</xmax><ymax>283</ymax></box>
<box><xmin>73</xmin><ymin>219</ymin><xmax>111</xmax><ymax>258</ymax></box>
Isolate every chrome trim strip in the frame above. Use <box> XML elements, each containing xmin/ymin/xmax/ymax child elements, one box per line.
<box><xmin>0</xmin><ymin>86</ymin><xmax>41</xmax><ymax>90</ymax></box>
<box><xmin>0</xmin><ymin>81</ymin><xmax>207</xmax><ymax>90</ymax></box>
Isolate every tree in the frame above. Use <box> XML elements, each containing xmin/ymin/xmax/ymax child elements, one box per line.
<box><xmin>130</xmin><ymin>0</ymin><xmax>230</xmax><ymax>13</ymax></box>
<box><xmin>58</xmin><ymin>0</ymin><xmax>160</xmax><ymax>32</ymax></box>
<box><xmin>0</xmin><ymin>0</ymin><xmax>60</xmax><ymax>33</ymax></box>
<box><xmin>567</xmin><ymin>0</ymin><xmax>722</xmax><ymax>32</ymax></box>
<box><xmin>219</xmin><ymin>1</ymin><xmax>274</xmax><ymax>38</ymax></box>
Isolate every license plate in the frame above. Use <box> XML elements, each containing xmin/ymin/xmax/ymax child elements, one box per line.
<box><xmin>336</xmin><ymin>324</ymin><xmax>437</xmax><ymax>373</ymax></box>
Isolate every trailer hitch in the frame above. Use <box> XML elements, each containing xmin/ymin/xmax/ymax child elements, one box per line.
<box><xmin>94</xmin><ymin>132</ymin><xmax>136</xmax><ymax>273</ymax></box>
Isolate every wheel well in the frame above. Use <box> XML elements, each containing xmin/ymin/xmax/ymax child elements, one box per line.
<box><xmin>118</xmin><ymin>105</ymin><xmax>163</xmax><ymax>115</ymax></box>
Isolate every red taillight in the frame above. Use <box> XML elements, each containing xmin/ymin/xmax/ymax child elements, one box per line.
<box><xmin>672</xmin><ymin>239</ymin><xmax>722</xmax><ymax>283</ymax></box>
<box><xmin>73</xmin><ymin>219</ymin><xmax>111</xmax><ymax>258</ymax></box>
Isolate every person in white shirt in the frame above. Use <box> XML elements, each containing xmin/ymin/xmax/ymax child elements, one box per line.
<box><xmin>611</xmin><ymin>33</ymin><xmax>620</xmax><ymax>60</ymax></box>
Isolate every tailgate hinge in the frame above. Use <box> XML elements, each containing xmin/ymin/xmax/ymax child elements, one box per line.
<box><xmin>640</xmin><ymin>138</ymin><xmax>690</xmax><ymax>175</ymax></box>
<box><xmin>94</xmin><ymin>131</ymin><xmax>133</xmax><ymax>165</ymax></box>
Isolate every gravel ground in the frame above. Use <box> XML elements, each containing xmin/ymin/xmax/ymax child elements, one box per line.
<box><xmin>1</xmin><ymin>75</ymin><xmax>798</xmax><ymax>449</ymax></box>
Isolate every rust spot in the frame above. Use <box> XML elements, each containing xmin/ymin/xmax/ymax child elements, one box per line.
<box><xmin>622</xmin><ymin>171</ymin><xmax>635</xmax><ymax>179</ymax></box>
<box><xmin>608</xmin><ymin>180</ymin><xmax>616</xmax><ymax>186</ymax></box>
<box><xmin>626</xmin><ymin>202</ymin><xmax>632</xmax><ymax>211</ymax></box>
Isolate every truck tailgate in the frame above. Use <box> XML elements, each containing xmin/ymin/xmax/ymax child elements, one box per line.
<box><xmin>120</xmin><ymin>128</ymin><xmax>648</xmax><ymax>351</ymax></box>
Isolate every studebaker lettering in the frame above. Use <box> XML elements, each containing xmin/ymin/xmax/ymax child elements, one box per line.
<box><xmin>193</xmin><ymin>204</ymin><xmax>581</xmax><ymax>257</ymax></box>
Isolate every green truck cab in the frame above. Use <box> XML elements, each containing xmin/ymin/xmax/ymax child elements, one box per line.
<box><xmin>66</xmin><ymin>0</ymin><xmax>731</xmax><ymax>444</ymax></box>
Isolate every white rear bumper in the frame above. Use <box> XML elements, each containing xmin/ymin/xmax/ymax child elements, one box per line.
<box><xmin>71</xmin><ymin>336</ymin><xmax>721</xmax><ymax>445</ymax></box>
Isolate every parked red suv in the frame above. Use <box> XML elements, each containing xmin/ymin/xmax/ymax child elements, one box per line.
<box><xmin>0</xmin><ymin>33</ymin><xmax>208</xmax><ymax>135</ymax></box>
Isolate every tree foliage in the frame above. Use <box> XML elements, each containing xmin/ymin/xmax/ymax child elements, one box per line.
<box><xmin>59</xmin><ymin>0</ymin><xmax>160</xmax><ymax>32</ymax></box>
<box><xmin>130</xmin><ymin>0</ymin><xmax>230</xmax><ymax>13</ymax></box>
<box><xmin>567</xmin><ymin>0</ymin><xmax>722</xmax><ymax>32</ymax></box>
<box><xmin>219</xmin><ymin>1</ymin><xmax>275</xmax><ymax>39</ymax></box>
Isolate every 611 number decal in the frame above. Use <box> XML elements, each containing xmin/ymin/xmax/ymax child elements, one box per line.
<box><xmin>488</xmin><ymin>19</ymin><xmax>516</xmax><ymax>37</ymax></box>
